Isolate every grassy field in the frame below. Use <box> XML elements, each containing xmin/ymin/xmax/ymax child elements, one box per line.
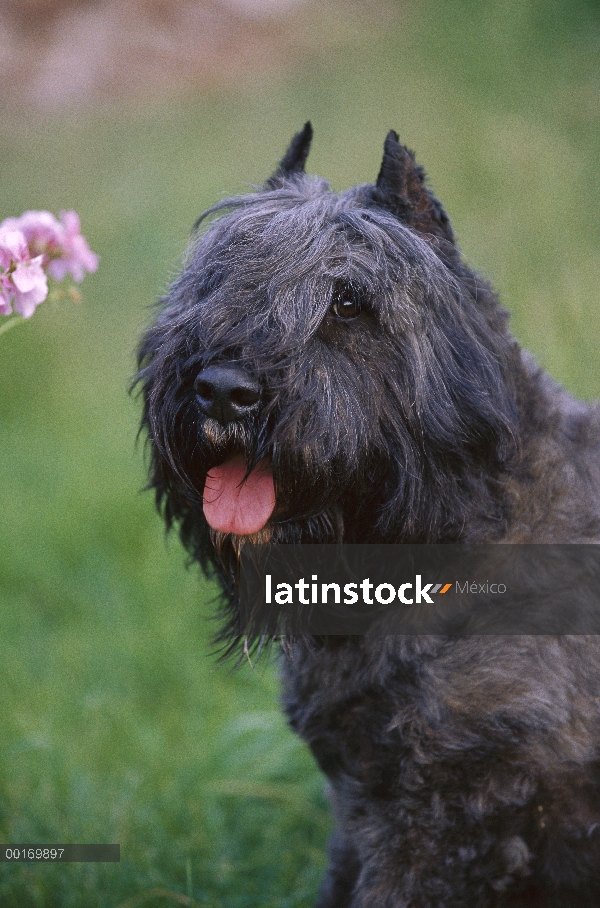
<box><xmin>1</xmin><ymin>1</ymin><xmax>599</xmax><ymax>905</ymax></box>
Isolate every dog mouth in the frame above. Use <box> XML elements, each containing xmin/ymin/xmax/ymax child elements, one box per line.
<box><xmin>202</xmin><ymin>454</ymin><xmax>276</xmax><ymax>536</ymax></box>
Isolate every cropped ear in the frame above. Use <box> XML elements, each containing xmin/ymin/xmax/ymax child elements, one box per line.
<box><xmin>372</xmin><ymin>130</ymin><xmax>454</xmax><ymax>243</ymax></box>
<box><xmin>265</xmin><ymin>122</ymin><xmax>313</xmax><ymax>189</ymax></box>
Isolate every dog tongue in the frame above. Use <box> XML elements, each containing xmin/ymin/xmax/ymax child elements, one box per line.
<box><xmin>203</xmin><ymin>456</ymin><xmax>275</xmax><ymax>536</ymax></box>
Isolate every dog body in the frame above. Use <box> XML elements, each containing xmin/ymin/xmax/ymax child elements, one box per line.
<box><xmin>138</xmin><ymin>124</ymin><xmax>600</xmax><ymax>906</ymax></box>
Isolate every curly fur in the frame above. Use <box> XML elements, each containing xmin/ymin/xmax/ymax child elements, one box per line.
<box><xmin>136</xmin><ymin>124</ymin><xmax>600</xmax><ymax>906</ymax></box>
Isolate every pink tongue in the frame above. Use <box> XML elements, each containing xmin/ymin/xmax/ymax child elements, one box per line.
<box><xmin>203</xmin><ymin>455</ymin><xmax>275</xmax><ymax>536</ymax></box>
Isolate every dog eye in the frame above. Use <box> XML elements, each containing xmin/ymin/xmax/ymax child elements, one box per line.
<box><xmin>330</xmin><ymin>282</ymin><xmax>362</xmax><ymax>319</ymax></box>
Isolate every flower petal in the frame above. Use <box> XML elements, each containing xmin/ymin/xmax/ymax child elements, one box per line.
<box><xmin>0</xmin><ymin>228</ymin><xmax>29</xmax><ymax>262</ymax></box>
<box><xmin>0</xmin><ymin>284</ymin><xmax>13</xmax><ymax>316</ymax></box>
<box><xmin>12</xmin><ymin>280</ymin><xmax>48</xmax><ymax>317</ymax></box>
<box><xmin>11</xmin><ymin>256</ymin><xmax>47</xmax><ymax>293</ymax></box>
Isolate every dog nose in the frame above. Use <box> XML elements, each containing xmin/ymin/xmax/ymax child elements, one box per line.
<box><xmin>194</xmin><ymin>365</ymin><xmax>261</xmax><ymax>426</ymax></box>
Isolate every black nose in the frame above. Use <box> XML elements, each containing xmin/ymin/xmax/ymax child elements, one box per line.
<box><xmin>194</xmin><ymin>365</ymin><xmax>261</xmax><ymax>426</ymax></box>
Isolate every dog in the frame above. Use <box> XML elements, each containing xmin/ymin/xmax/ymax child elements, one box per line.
<box><xmin>137</xmin><ymin>123</ymin><xmax>600</xmax><ymax>906</ymax></box>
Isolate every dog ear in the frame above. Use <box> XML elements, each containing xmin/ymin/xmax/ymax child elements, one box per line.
<box><xmin>265</xmin><ymin>122</ymin><xmax>313</xmax><ymax>188</ymax></box>
<box><xmin>373</xmin><ymin>131</ymin><xmax>454</xmax><ymax>243</ymax></box>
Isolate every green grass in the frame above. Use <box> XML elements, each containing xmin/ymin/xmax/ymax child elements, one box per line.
<box><xmin>1</xmin><ymin>1</ymin><xmax>599</xmax><ymax>904</ymax></box>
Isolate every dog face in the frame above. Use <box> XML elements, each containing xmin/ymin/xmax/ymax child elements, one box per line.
<box><xmin>136</xmin><ymin>126</ymin><xmax>518</xmax><ymax>583</ymax></box>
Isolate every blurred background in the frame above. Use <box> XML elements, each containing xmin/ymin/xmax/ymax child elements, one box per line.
<box><xmin>0</xmin><ymin>1</ymin><xmax>599</xmax><ymax>905</ymax></box>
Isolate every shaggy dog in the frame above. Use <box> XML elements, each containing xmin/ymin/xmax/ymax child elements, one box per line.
<box><xmin>137</xmin><ymin>123</ymin><xmax>600</xmax><ymax>907</ymax></box>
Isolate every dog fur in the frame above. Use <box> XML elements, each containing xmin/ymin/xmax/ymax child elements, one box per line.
<box><xmin>137</xmin><ymin>123</ymin><xmax>600</xmax><ymax>907</ymax></box>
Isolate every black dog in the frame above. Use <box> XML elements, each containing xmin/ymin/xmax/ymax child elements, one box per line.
<box><xmin>137</xmin><ymin>124</ymin><xmax>600</xmax><ymax>906</ymax></box>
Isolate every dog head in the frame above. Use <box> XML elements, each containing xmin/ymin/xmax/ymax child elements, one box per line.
<box><xmin>136</xmin><ymin>125</ymin><xmax>519</xmax><ymax>593</ymax></box>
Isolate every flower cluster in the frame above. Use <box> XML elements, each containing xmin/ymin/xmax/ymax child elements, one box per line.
<box><xmin>0</xmin><ymin>210</ymin><xmax>98</xmax><ymax>318</ymax></box>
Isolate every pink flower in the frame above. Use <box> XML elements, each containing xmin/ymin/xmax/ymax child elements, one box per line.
<box><xmin>2</xmin><ymin>209</ymin><xmax>99</xmax><ymax>283</ymax></box>
<box><xmin>0</xmin><ymin>209</ymin><xmax>98</xmax><ymax>322</ymax></box>
<box><xmin>0</xmin><ymin>227</ymin><xmax>49</xmax><ymax>318</ymax></box>
<box><xmin>2</xmin><ymin>210</ymin><xmax>63</xmax><ymax>254</ymax></box>
<box><xmin>49</xmin><ymin>211</ymin><xmax>99</xmax><ymax>282</ymax></box>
